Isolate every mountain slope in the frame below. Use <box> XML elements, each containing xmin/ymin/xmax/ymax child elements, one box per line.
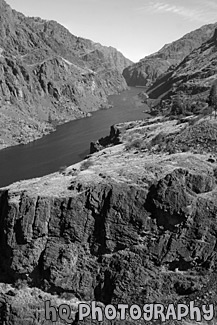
<box><xmin>123</xmin><ymin>23</ymin><xmax>217</xmax><ymax>86</ymax></box>
<box><xmin>147</xmin><ymin>28</ymin><xmax>217</xmax><ymax>114</ymax></box>
<box><xmin>0</xmin><ymin>0</ymin><xmax>132</xmax><ymax>149</ymax></box>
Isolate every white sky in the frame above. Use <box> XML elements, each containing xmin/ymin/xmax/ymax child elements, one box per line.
<box><xmin>6</xmin><ymin>0</ymin><xmax>217</xmax><ymax>62</ymax></box>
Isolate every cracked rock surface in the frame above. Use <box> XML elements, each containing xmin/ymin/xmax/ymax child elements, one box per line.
<box><xmin>0</xmin><ymin>116</ymin><xmax>217</xmax><ymax>324</ymax></box>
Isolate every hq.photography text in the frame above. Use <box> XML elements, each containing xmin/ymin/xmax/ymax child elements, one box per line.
<box><xmin>45</xmin><ymin>300</ymin><xmax>214</xmax><ymax>323</ymax></box>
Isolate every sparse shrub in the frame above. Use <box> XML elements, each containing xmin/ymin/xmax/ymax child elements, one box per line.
<box><xmin>145</xmin><ymin>142</ymin><xmax>152</xmax><ymax>151</ymax></box>
<box><xmin>213</xmin><ymin>167</ymin><xmax>217</xmax><ymax>179</ymax></box>
<box><xmin>67</xmin><ymin>168</ymin><xmax>79</xmax><ymax>176</ymax></box>
<box><xmin>48</xmin><ymin>112</ymin><xmax>52</xmax><ymax>124</ymax></box>
<box><xmin>59</xmin><ymin>165</ymin><xmax>67</xmax><ymax>174</ymax></box>
<box><xmin>80</xmin><ymin>159</ymin><xmax>94</xmax><ymax>171</ymax></box>
<box><xmin>201</xmin><ymin>106</ymin><xmax>212</xmax><ymax>117</ymax></box>
<box><xmin>208</xmin><ymin>79</ymin><xmax>217</xmax><ymax>118</ymax></box>
<box><xmin>188</xmin><ymin>116</ymin><xmax>200</xmax><ymax>126</ymax></box>
<box><xmin>171</xmin><ymin>94</ymin><xmax>185</xmax><ymax>115</ymax></box>
<box><xmin>181</xmin><ymin>144</ymin><xmax>189</xmax><ymax>152</ymax></box>
<box><xmin>165</xmin><ymin>142</ymin><xmax>176</xmax><ymax>154</ymax></box>
<box><xmin>157</xmin><ymin>142</ymin><xmax>165</xmax><ymax>152</ymax></box>
<box><xmin>14</xmin><ymin>278</ymin><xmax>28</xmax><ymax>290</ymax></box>
<box><xmin>151</xmin><ymin>133</ymin><xmax>164</xmax><ymax>146</ymax></box>
<box><xmin>125</xmin><ymin>137</ymin><xmax>144</xmax><ymax>150</ymax></box>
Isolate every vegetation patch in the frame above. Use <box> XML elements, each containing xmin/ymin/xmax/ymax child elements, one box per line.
<box><xmin>80</xmin><ymin>159</ymin><xmax>94</xmax><ymax>171</ymax></box>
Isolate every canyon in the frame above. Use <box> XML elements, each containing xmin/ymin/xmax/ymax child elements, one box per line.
<box><xmin>0</xmin><ymin>1</ymin><xmax>217</xmax><ymax>324</ymax></box>
<box><xmin>0</xmin><ymin>0</ymin><xmax>132</xmax><ymax>150</ymax></box>
<box><xmin>0</xmin><ymin>115</ymin><xmax>217</xmax><ymax>324</ymax></box>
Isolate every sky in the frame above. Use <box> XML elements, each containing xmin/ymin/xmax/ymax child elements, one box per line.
<box><xmin>6</xmin><ymin>0</ymin><xmax>217</xmax><ymax>62</ymax></box>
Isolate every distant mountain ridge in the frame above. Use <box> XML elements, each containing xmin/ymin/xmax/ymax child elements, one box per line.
<box><xmin>0</xmin><ymin>0</ymin><xmax>132</xmax><ymax>149</ymax></box>
<box><xmin>123</xmin><ymin>23</ymin><xmax>217</xmax><ymax>86</ymax></box>
<box><xmin>147</xmin><ymin>27</ymin><xmax>217</xmax><ymax>112</ymax></box>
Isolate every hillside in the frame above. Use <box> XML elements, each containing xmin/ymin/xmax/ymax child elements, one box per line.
<box><xmin>147</xmin><ymin>28</ymin><xmax>217</xmax><ymax>115</ymax></box>
<box><xmin>0</xmin><ymin>0</ymin><xmax>132</xmax><ymax>149</ymax></box>
<box><xmin>123</xmin><ymin>23</ymin><xmax>217</xmax><ymax>86</ymax></box>
<box><xmin>0</xmin><ymin>115</ymin><xmax>217</xmax><ymax>324</ymax></box>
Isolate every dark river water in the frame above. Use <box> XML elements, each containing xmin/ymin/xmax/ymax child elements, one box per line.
<box><xmin>0</xmin><ymin>87</ymin><xmax>148</xmax><ymax>187</ymax></box>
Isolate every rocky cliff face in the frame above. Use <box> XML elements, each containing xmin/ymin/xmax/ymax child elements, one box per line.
<box><xmin>0</xmin><ymin>115</ymin><xmax>217</xmax><ymax>324</ymax></box>
<box><xmin>0</xmin><ymin>0</ymin><xmax>132</xmax><ymax>149</ymax></box>
<box><xmin>123</xmin><ymin>23</ymin><xmax>217</xmax><ymax>86</ymax></box>
<box><xmin>147</xmin><ymin>28</ymin><xmax>217</xmax><ymax>113</ymax></box>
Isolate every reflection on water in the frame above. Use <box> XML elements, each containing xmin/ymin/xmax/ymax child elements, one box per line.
<box><xmin>0</xmin><ymin>87</ymin><xmax>149</xmax><ymax>187</ymax></box>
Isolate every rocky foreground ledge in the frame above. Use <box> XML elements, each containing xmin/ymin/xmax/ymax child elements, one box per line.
<box><xmin>0</xmin><ymin>115</ymin><xmax>217</xmax><ymax>324</ymax></box>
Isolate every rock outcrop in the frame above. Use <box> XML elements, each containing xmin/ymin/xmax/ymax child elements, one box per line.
<box><xmin>147</xmin><ymin>28</ymin><xmax>217</xmax><ymax>113</ymax></box>
<box><xmin>0</xmin><ymin>115</ymin><xmax>217</xmax><ymax>324</ymax></box>
<box><xmin>123</xmin><ymin>23</ymin><xmax>217</xmax><ymax>86</ymax></box>
<box><xmin>0</xmin><ymin>0</ymin><xmax>132</xmax><ymax>149</ymax></box>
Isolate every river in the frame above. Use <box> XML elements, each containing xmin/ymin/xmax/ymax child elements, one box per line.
<box><xmin>0</xmin><ymin>87</ymin><xmax>149</xmax><ymax>187</ymax></box>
